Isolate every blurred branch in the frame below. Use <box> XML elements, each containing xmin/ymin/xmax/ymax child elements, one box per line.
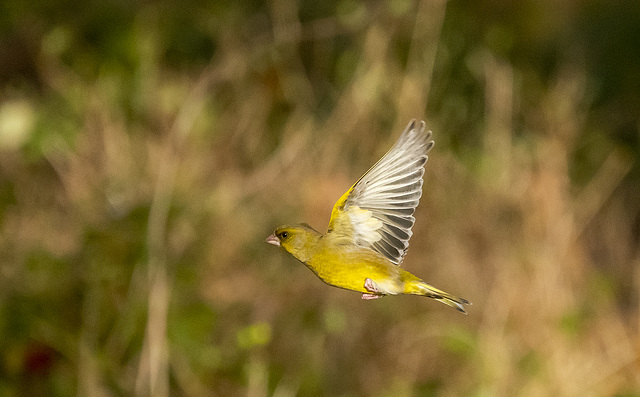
<box><xmin>268</xmin><ymin>0</ymin><xmax>316</xmax><ymax>111</ymax></box>
<box><xmin>398</xmin><ymin>0</ymin><xmax>447</xmax><ymax>121</ymax></box>
<box><xmin>483</xmin><ymin>52</ymin><xmax>514</xmax><ymax>190</ymax></box>
<box><xmin>573</xmin><ymin>149</ymin><xmax>633</xmax><ymax>238</ymax></box>
<box><xmin>135</xmin><ymin>58</ymin><xmax>220</xmax><ymax>397</ymax></box>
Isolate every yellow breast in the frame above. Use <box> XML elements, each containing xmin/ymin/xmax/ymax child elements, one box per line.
<box><xmin>304</xmin><ymin>243</ymin><xmax>402</xmax><ymax>293</ymax></box>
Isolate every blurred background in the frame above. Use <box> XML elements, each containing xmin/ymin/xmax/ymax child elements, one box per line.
<box><xmin>1</xmin><ymin>0</ymin><xmax>639</xmax><ymax>395</ymax></box>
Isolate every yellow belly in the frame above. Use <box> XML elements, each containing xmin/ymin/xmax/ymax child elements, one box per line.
<box><xmin>304</xmin><ymin>246</ymin><xmax>420</xmax><ymax>294</ymax></box>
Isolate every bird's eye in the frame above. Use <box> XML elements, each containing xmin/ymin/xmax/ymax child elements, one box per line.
<box><xmin>280</xmin><ymin>231</ymin><xmax>288</xmax><ymax>239</ymax></box>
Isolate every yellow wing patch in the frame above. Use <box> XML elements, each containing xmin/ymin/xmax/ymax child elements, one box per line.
<box><xmin>327</xmin><ymin>186</ymin><xmax>353</xmax><ymax>233</ymax></box>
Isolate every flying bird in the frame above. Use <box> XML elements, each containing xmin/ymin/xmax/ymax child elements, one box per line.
<box><xmin>266</xmin><ymin>120</ymin><xmax>470</xmax><ymax>313</ymax></box>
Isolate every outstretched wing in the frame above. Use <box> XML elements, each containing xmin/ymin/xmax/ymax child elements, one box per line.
<box><xmin>327</xmin><ymin>119</ymin><xmax>434</xmax><ymax>265</ymax></box>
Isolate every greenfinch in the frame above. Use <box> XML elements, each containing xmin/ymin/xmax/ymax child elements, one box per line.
<box><xmin>266</xmin><ymin>120</ymin><xmax>470</xmax><ymax>313</ymax></box>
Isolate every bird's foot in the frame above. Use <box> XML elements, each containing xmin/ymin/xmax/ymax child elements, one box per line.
<box><xmin>362</xmin><ymin>278</ymin><xmax>383</xmax><ymax>300</ymax></box>
<box><xmin>364</xmin><ymin>278</ymin><xmax>380</xmax><ymax>293</ymax></box>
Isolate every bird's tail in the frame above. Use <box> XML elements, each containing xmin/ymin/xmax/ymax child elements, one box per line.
<box><xmin>409</xmin><ymin>281</ymin><xmax>471</xmax><ymax>314</ymax></box>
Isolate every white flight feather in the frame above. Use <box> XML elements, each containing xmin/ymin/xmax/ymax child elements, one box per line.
<box><xmin>344</xmin><ymin>119</ymin><xmax>434</xmax><ymax>265</ymax></box>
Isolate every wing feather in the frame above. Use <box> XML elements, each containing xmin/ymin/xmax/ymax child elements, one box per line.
<box><xmin>327</xmin><ymin>119</ymin><xmax>434</xmax><ymax>265</ymax></box>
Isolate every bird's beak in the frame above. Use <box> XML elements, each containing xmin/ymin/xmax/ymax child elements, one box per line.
<box><xmin>265</xmin><ymin>234</ymin><xmax>280</xmax><ymax>246</ymax></box>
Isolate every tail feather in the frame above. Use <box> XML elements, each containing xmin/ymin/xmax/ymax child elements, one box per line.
<box><xmin>413</xmin><ymin>282</ymin><xmax>471</xmax><ymax>314</ymax></box>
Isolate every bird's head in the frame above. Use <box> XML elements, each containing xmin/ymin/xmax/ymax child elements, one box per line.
<box><xmin>266</xmin><ymin>224</ymin><xmax>321</xmax><ymax>262</ymax></box>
